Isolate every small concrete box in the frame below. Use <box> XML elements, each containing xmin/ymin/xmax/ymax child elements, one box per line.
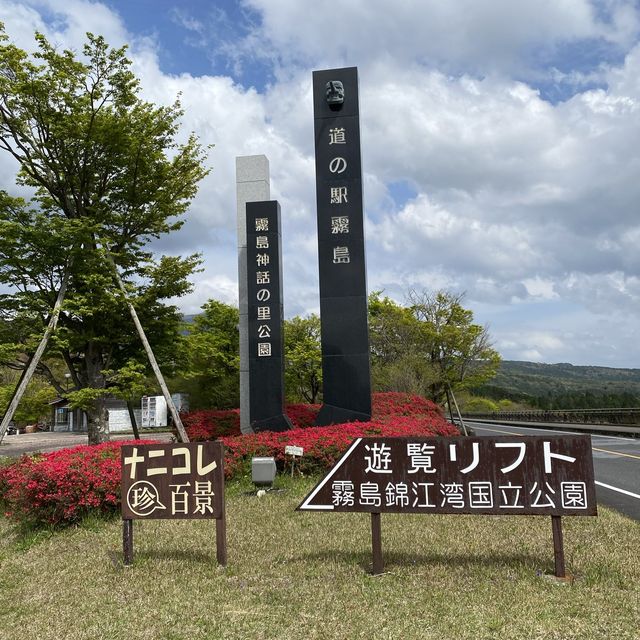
<box><xmin>252</xmin><ymin>457</ymin><xmax>277</xmax><ymax>486</ymax></box>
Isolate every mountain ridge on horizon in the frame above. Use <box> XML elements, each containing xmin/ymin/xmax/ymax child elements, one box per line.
<box><xmin>475</xmin><ymin>359</ymin><xmax>640</xmax><ymax>408</ymax></box>
<box><xmin>500</xmin><ymin>359</ymin><xmax>640</xmax><ymax>373</ymax></box>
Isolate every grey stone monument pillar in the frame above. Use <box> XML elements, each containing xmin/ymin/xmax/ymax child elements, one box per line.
<box><xmin>236</xmin><ymin>155</ymin><xmax>270</xmax><ymax>434</ymax></box>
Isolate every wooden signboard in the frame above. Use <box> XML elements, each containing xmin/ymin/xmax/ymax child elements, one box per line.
<box><xmin>121</xmin><ymin>442</ymin><xmax>226</xmax><ymax>566</ymax></box>
<box><xmin>298</xmin><ymin>436</ymin><xmax>597</xmax><ymax>576</ymax></box>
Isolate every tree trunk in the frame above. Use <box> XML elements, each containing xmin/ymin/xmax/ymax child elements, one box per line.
<box><xmin>311</xmin><ymin>379</ymin><xmax>320</xmax><ymax>404</ymax></box>
<box><xmin>85</xmin><ymin>399</ymin><xmax>109</xmax><ymax>445</ymax></box>
<box><xmin>84</xmin><ymin>344</ymin><xmax>109</xmax><ymax>445</ymax></box>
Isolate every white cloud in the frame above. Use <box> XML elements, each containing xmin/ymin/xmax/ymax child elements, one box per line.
<box><xmin>245</xmin><ymin>0</ymin><xmax>635</xmax><ymax>74</ymax></box>
<box><xmin>523</xmin><ymin>277</ymin><xmax>559</xmax><ymax>300</ymax></box>
<box><xmin>0</xmin><ymin>0</ymin><xmax>129</xmax><ymax>50</ymax></box>
<box><xmin>1</xmin><ymin>0</ymin><xmax>640</xmax><ymax>366</ymax></box>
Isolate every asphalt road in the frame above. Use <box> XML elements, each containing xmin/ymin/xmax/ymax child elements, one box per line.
<box><xmin>467</xmin><ymin>421</ymin><xmax>640</xmax><ymax>522</ymax></box>
<box><xmin>0</xmin><ymin>431</ymin><xmax>173</xmax><ymax>458</ymax></box>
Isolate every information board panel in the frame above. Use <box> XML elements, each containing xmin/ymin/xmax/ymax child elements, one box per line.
<box><xmin>299</xmin><ymin>436</ymin><xmax>597</xmax><ymax>516</ymax></box>
<box><xmin>121</xmin><ymin>442</ymin><xmax>225</xmax><ymax>520</ymax></box>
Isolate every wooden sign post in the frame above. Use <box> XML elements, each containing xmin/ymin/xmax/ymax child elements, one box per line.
<box><xmin>299</xmin><ymin>436</ymin><xmax>597</xmax><ymax>576</ymax></box>
<box><xmin>121</xmin><ymin>442</ymin><xmax>226</xmax><ymax>566</ymax></box>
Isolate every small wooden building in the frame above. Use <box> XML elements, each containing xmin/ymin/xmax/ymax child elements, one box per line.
<box><xmin>49</xmin><ymin>397</ymin><xmax>141</xmax><ymax>433</ymax></box>
<box><xmin>49</xmin><ymin>398</ymin><xmax>87</xmax><ymax>432</ymax></box>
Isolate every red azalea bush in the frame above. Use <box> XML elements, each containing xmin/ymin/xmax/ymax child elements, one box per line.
<box><xmin>372</xmin><ymin>392</ymin><xmax>444</xmax><ymax>418</ymax></box>
<box><xmin>183</xmin><ymin>404</ymin><xmax>321</xmax><ymax>440</ymax></box>
<box><xmin>185</xmin><ymin>392</ymin><xmax>456</xmax><ymax>478</ymax></box>
<box><xmin>182</xmin><ymin>408</ymin><xmax>241</xmax><ymax>440</ymax></box>
<box><xmin>0</xmin><ymin>440</ymin><xmax>157</xmax><ymax>527</ymax></box>
<box><xmin>284</xmin><ymin>402</ymin><xmax>320</xmax><ymax>428</ymax></box>
<box><xmin>183</xmin><ymin>392</ymin><xmax>441</xmax><ymax>440</ymax></box>
<box><xmin>0</xmin><ymin>392</ymin><xmax>458</xmax><ymax>527</ymax></box>
<box><xmin>219</xmin><ymin>413</ymin><xmax>458</xmax><ymax>479</ymax></box>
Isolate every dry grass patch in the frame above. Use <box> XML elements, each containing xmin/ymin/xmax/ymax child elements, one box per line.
<box><xmin>0</xmin><ymin>476</ymin><xmax>638</xmax><ymax>640</ymax></box>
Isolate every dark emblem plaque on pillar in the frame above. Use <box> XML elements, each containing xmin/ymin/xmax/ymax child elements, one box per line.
<box><xmin>313</xmin><ymin>67</ymin><xmax>372</xmax><ymax>425</ymax></box>
<box><xmin>246</xmin><ymin>201</ymin><xmax>292</xmax><ymax>432</ymax></box>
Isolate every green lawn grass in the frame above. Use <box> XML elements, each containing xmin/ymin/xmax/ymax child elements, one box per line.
<box><xmin>1</xmin><ymin>476</ymin><xmax>638</xmax><ymax>640</ymax></box>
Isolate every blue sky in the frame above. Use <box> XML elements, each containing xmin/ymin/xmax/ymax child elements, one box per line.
<box><xmin>113</xmin><ymin>0</ymin><xmax>631</xmax><ymax>100</ymax></box>
<box><xmin>1</xmin><ymin>0</ymin><xmax>640</xmax><ymax>368</ymax></box>
<box><xmin>113</xmin><ymin>0</ymin><xmax>274</xmax><ymax>85</ymax></box>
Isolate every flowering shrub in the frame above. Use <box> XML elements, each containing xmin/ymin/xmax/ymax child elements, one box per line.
<box><xmin>372</xmin><ymin>392</ymin><xmax>444</xmax><ymax>418</ymax></box>
<box><xmin>285</xmin><ymin>403</ymin><xmax>320</xmax><ymax>429</ymax></box>
<box><xmin>220</xmin><ymin>414</ymin><xmax>458</xmax><ymax>478</ymax></box>
<box><xmin>183</xmin><ymin>392</ymin><xmax>440</xmax><ymax>440</ymax></box>
<box><xmin>0</xmin><ymin>440</ymin><xmax>156</xmax><ymax>527</ymax></box>
<box><xmin>182</xmin><ymin>408</ymin><xmax>241</xmax><ymax>440</ymax></box>
<box><xmin>0</xmin><ymin>457</ymin><xmax>13</xmax><ymax>500</ymax></box>
<box><xmin>183</xmin><ymin>404</ymin><xmax>321</xmax><ymax>440</ymax></box>
<box><xmin>0</xmin><ymin>392</ymin><xmax>458</xmax><ymax>528</ymax></box>
<box><xmin>180</xmin><ymin>392</ymin><xmax>456</xmax><ymax>477</ymax></box>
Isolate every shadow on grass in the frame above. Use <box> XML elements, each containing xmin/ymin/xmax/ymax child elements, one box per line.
<box><xmin>4</xmin><ymin>523</ymin><xmax>56</xmax><ymax>551</ymax></box>
<box><xmin>2</xmin><ymin>512</ymin><xmax>119</xmax><ymax>551</ymax></box>
<box><xmin>130</xmin><ymin>548</ymin><xmax>215</xmax><ymax>563</ymax></box>
<box><xmin>295</xmin><ymin>548</ymin><xmax>547</xmax><ymax>574</ymax></box>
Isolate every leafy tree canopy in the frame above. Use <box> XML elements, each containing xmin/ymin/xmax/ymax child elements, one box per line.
<box><xmin>284</xmin><ymin>314</ymin><xmax>322</xmax><ymax>403</ymax></box>
<box><xmin>0</xmin><ymin>367</ymin><xmax>56</xmax><ymax>426</ymax></box>
<box><xmin>0</xmin><ymin>27</ymin><xmax>208</xmax><ymax>442</ymax></box>
<box><xmin>369</xmin><ymin>290</ymin><xmax>500</xmax><ymax>403</ymax></box>
<box><xmin>177</xmin><ymin>300</ymin><xmax>240</xmax><ymax>410</ymax></box>
<box><xmin>282</xmin><ymin>291</ymin><xmax>499</xmax><ymax>406</ymax></box>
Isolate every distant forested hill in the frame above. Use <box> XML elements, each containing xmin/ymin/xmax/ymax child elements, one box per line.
<box><xmin>473</xmin><ymin>361</ymin><xmax>640</xmax><ymax>409</ymax></box>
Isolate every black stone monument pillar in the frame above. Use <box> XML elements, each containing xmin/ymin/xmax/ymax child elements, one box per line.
<box><xmin>246</xmin><ymin>201</ymin><xmax>292</xmax><ymax>432</ymax></box>
<box><xmin>312</xmin><ymin>67</ymin><xmax>372</xmax><ymax>425</ymax></box>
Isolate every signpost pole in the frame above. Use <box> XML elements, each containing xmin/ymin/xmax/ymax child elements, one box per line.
<box><xmin>214</xmin><ymin>455</ymin><xmax>227</xmax><ymax>567</ymax></box>
<box><xmin>371</xmin><ymin>512</ymin><xmax>384</xmax><ymax>575</ymax></box>
<box><xmin>216</xmin><ymin>516</ymin><xmax>227</xmax><ymax>567</ymax></box>
<box><xmin>551</xmin><ymin>515</ymin><xmax>566</xmax><ymax>578</ymax></box>
<box><xmin>123</xmin><ymin>519</ymin><xmax>134</xmax><ymax>566</ymax></box>
<box><xmin>298</xmin><ymin>436</ymin><xmax>596</xmax><ymax>577</ymax></box>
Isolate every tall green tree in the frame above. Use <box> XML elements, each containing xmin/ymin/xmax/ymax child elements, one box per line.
<box><xmin>179</xmin><ymin>300</ymin><xmax>240</xmax><ymax>410</ymax></box>
<box><xmin>284</xmin><ymin>314</ymin><xmax>322</xmax><ymax>403</ymax></box>
<box><xmin>368</xmin><ymin>292</ymin><xmax>436</xmax><ymax>394</ymax></box>
<box><xmin>369</xmin><ymin>290</ymin><xmax>500</xmax><ymax>404</ymax></box>
<box><xmin>0</xmin><ymin>28</ymin><xmax>208</xmax><ymax>442</ymax></box>
<box><xmin>407</xmin><ymin>289</ymin><xmax>501</xmax><ymax>403</ymax></box>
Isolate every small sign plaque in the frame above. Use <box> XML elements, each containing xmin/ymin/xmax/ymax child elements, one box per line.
<box><xmin>285</xmin><ymin>445</ymin><xmax>304</xmax><ymax>457</ymax></box>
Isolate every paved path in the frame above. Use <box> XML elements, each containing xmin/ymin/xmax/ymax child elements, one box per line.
<box><xmin>468</xmin><ymin>421</ymin><xmax>640</xmax><ymax>521</ymax></box>
<box><xmin>0</xmin><ymin>431</ymin><xmax>173</xmax><ymax>458</ymax></box>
